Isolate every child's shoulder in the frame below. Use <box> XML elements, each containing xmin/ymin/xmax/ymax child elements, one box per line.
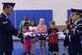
<box><xmin>29</xmin><ymin>26</ymin><xmax>32</xmax><ymax>28</ymax></box>
<box><xmin>48</xmin><ymin>27</ymin><xmax>57</xmax><ymax>29</ymax></box>
<box><xmin>23</xmin><ymin>27</ymin><xmax>26</xmax><ymax>30</ymax></box>
<box><xmin>37</xmin><ymin>25</ymin><xmax>40</xmax><ymax>27</ymax></box>
<box><xmin>54</xmin><ymin>28</ymin><xmax>58</xmax><ymax>30</ymax></box>
<box><xmin>44</xmin><ymin>24</ymin><xmax>47</xmax><ymax>27</ymax></box>
<box><xmin>29</xmin><ymin>26</ymin><xmax>37</xmax><ymax>30</ymax></box>
<box><xmin>48</xmin><ymin>27</ymin><xmax>58</xmax><ymax>31</ymax></box>
<box><xmin>23</xmin><ymin>27</ymin><xmax>31</xmax><ymax>32</ymax></box>
<box><xmin>37</xmin><ymin>25</ymin><xmax>42</xmax><ymax>28</ymax></box>
<box><xmin>29</xmin><ymin>26</ymin><xmax>37</xmax><ymax>28</ymax></box>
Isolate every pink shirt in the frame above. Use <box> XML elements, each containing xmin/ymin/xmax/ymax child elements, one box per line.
<box><xmin>37</xmin><ymin>25</ymin><xmax>47</xmax><ymax>33</ymax></box>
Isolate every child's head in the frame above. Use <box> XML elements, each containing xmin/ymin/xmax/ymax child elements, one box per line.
<box><xmin>30</xmin><ymin>21</ymin><xmax>36</xmax><ymax>26</ymax></box>
<box><xmin>65</xmin><ymin>21</ymin><xmax>69</xmax><ymax>25</ymax></box>
<box><xmin>49</xmin><ymin>21</ymin><xmax>55</xmax><ymax>28</ymax></box>
<box><xmin>39</xmin><ymin>18</ymin><xmax>44</xmax><ymax>25</ymax></box>
<box><xmin>24</xmin><ymin>21</ymin><xmax>29</xmax><ymax>29</ymax></box>
<box><xmin>69</xmin><ymin>18</ymin><xmax>74</xmax><ymax>25</ymax></box>
<box><xmin>65</xmin><ymin>21</ymin><xmax>70</xmax><ymax>30</ymax></box>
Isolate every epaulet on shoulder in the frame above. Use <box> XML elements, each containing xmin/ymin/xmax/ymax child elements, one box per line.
<box><xmin>79</xmin><ymin>18</ymin><xmax>82</xmax><ymax>21</ymax></box>
<box><xmin>76</xmin><ymin>19</ymin><xmax>82</xmax><ymax>24</ymax></box>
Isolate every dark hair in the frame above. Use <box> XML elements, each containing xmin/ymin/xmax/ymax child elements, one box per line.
<box><xmin>69</xmin><ymin>18</ymin><xmax>74</xmax><ymax>25</ymax></box>
<box><xmin>65</xmin><ymin>21</ymin><xmax>70</xmax><ymax>30</ymax></box>
<box><xmin>76</xmin><ymin>13</ymin><xmax>82</xmax><ymax>18</ymax></box>
<box><xmin>24</xmin><ymin>22</ymin><xmax>29</xmax><ymax>27</ymax></box>
<box><xmin>65</xmin><ymin>21</ymin><xmax>69</xmax><ymax>24</ymax></box>
<box><xmin>3</xmin><ymin>5</ymin><xmax>10</xmax><ymax>10</ymax></box>
<box><xmin>30</xmin><ymin>21</ymin><xmax>36</xmax><ymax>26</ymax></box>
<box><xmin>67</xmin><ymin>24</ymin><xmax>70</xmax><ymax>30</ymax></box>
<box><xmin>71</xmin><ymin>12</ymin><xmax>80</xmax><ymax>17</ymax></box>
<box><xmin>75</xmin><ymin>12</ymin><xmax>80</xmax><ymax>15</ymax></box>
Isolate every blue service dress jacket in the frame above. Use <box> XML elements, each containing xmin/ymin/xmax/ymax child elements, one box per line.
<box><xmin>0</xmin><ymin>13</ymin><xmax>22</xmax><ymax>52</ymax></box>
<box><xmin>69</xmin><ymin>19</ymin><xmax>82</xmax><ymax>54</ymax></box>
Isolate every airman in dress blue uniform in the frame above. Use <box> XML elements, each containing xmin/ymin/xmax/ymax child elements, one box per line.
<box><xmin>0</xmin><ymin>2</ymin><xmax>23</xmax><ymax>55</ymax></box>
<box><xmin>68</xmin><ymin>9</ymin><xmax>82</xmax><ymax>55</ymax></box>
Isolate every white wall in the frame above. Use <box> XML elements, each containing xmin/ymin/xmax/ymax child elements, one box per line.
<box><xmin>0</xmin><ymin>0</ymin><xmax>82</xmax><ymax>25</ymax></box>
